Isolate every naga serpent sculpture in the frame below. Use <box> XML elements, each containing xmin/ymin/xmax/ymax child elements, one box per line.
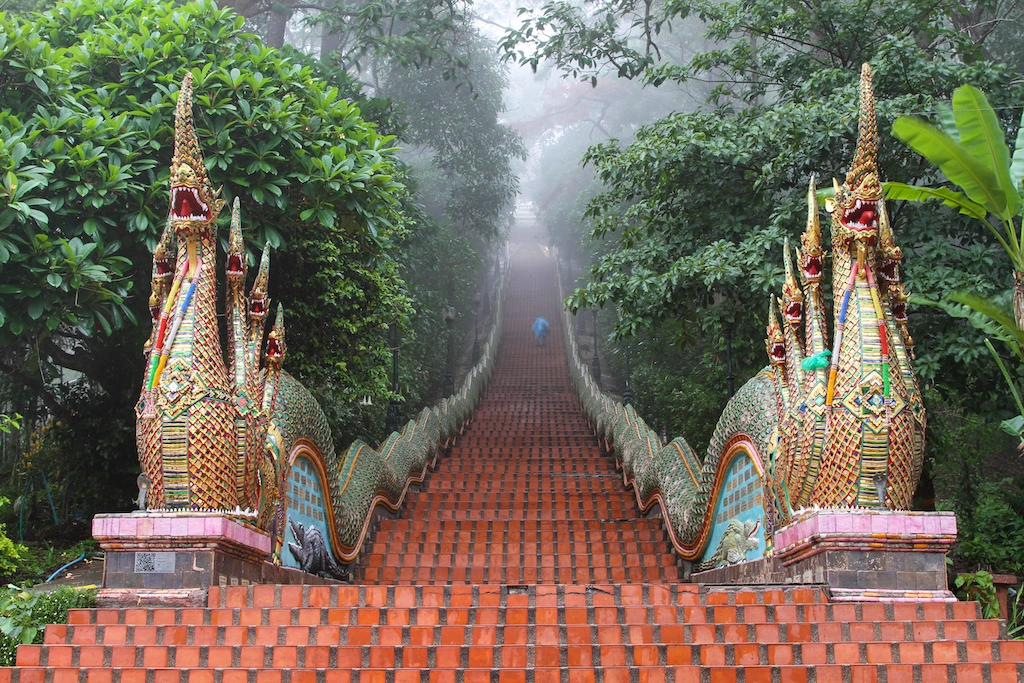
<box><xmin>562</xmin><ymin>64</ymin><xmax>926</xmax><ymax>568</ymax></box>
<box><xmin>136</xmin><ymin>74</ymin><xmax>501</xmax><ymax>571</ymax></box>
<box><xmin>137</xmin><ymin>65</ymin><xmax>922</xmax><ymax>576</ymax></box>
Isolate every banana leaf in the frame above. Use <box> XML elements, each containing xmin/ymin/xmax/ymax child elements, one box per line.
<box><xmin>1010</xmin><ymin>110</ymin><xmax>1024</xmax><ymax>200</ymax></box>
<box><xmin>883</xmin><ymin>182</ymin><xmax>987</xmax><ymax>220</ymax></box>
<box><xmin>912</xmin><ymin>291</ymin><xmax>1024</xmax><ymax>359</ymax></box>
<box><xmin>892</xmin><ymin>116</ymin><xmax>1008</xmax><ymax>219</ymax></box>
<box><xmin>936</xmin><ymin>102</ymin><xmax>960</xmax><ymax>143</ymax></box>
<box><xmin>952</xmin><ymin>85</ymin><xmax>1020</xmax><ymax>218</ymax></box>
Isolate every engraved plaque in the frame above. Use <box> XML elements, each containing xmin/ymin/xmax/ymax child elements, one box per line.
<box><xmin>134</xmin><ymin>551</ymin><xmax>175</xmax><ymax>573</ymax></box>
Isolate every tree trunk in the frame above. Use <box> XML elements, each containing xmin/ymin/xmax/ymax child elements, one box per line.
<box><xmin>267</xmin><ymin>6</ymin><xmax>291</xmax><ymax>48</ymax></box>
<box><xmin>320</xmin><ymin>22</ymin><xmax>341</xmax><ymax>59</ymax></box>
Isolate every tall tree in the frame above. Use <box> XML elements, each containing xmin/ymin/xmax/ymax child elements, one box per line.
<box><xmin>0</xmin><ymin>0</ymin><xmax>407</xmax><ymax>509</ymax></box>
<box><xmin>505</xmin><ymin>0</ymin><xmax>1024</xmax><ymax>420</ymax></box>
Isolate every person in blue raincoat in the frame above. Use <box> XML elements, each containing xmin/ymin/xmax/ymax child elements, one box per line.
<box><xmin>532</xmin><ymin>316</ymin><xmax>550</xmax><ymax>346</ymax></box>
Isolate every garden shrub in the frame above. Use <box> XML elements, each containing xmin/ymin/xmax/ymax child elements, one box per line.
<box><xmin>0</xmin><ymin>586</ymin><xmax>95</xmax><ymax>666</ymax></box>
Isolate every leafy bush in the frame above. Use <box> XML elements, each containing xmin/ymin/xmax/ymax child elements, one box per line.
<box><xmin>0</xmin><ymin>586</ymin><xmax>95</xmax><ymax>666</ymax></box>
<box><xmin>954</xmin><ymin>570</ymin><xmax>1000</xmax><ymax>619</ymax></box>
<box><xmin>0</xmin><ymin>499</ymin><xmax>25</xmax><ymax>579</ymax></box>
<box><xmin>926</xmin><ymin>395</ymin><xmax>1024</xmax><ymax>575</ymax></box>
<box><xmin>949</xmin><ymin>480</ymin><xmax>1024</xmax><ymax>576</ymax></box>
<box><xmin>0</xmin><ymin>0</ymin><xmax>407</xmax><ymax>419</ymax></box>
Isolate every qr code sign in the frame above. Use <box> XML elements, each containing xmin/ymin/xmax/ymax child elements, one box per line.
<box><xmin>135</xmin><ymin>552</ymin><xmax>156</xmax><ymax>572</ymax></box>
<box><xmin>134</xmin><ymin>552</ymin><xmax>175</xmax><ymax>573</ymax></box>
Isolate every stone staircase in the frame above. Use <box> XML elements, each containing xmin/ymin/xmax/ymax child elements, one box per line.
<box><xmin>5</xmin><ymin>243</ymin><xmax>1024</xmax><ymax>682</ymax></box>
<box><xmin>10</xmin><ymin>584</ymin><xmax>1024</xmax><ymax>682</ymax></box>
<box><xmin>359</xmin><ymin>253</ymin><xmax>678</xmax><ymax>585</ymax></box>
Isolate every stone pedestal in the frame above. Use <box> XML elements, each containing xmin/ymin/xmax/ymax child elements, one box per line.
<box><xmin>93</xmin><ymin>512</ymin><xmax>335</xmax><ymax>606</ymax></box>
<box><xmin>693</xmin><ymin>509</ymin><xmax>958</xmax><ymax>602</ymax></box>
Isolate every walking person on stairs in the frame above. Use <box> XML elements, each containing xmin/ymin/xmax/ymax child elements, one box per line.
<box><xmin>532</xmin><ymin>316</ymin><xmax>549</xmax><ymax>346</ymax></box>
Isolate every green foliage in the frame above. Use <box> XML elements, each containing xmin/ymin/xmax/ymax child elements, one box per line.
<box><xmin>510</xmin><ymin>0</ymin><xmax>1024</xmax><ymax>431</ymax></box>
<box><xmin>0</xmin><ymin>586</ymin><xmax>95</xmax><ymax>666</ymax></box>
<box><xmin>600</xmin><ymin>314</ymin><xmax>761</xmax><ymax>451</ymax></box>
<box><xmin>0</xmin><ymin>0</ymin><xmax>416</xmax><ymax>506</ymax></box>
<box><xmin>895</xmin><ymin>85</ymin><xmax>1024</xmax><ymax>439</ymax></box>
<box><xmin>1009</xmin><ymin>586</ymin><xmax>1024</xmax><ymax>639</ymax></box>
<box><xmin>950</xmin><ymin>480</ymin><xmax>1024</xmax><ymax>577</ymax></box>
<box><xmin>14</xmin><ymin>540</ymin><xmax>97</xmax><ymax>583</ymax></box>
<box><xmin>0</xmin><ymin>415</ymin><xmax>18</xmax><ymax>434</ymax></box>
<box><xmin>929</xmin><ymin>395</ymin><xmax>1024</xmax><ymax>576</ymax></box>
<box><xmin>893</xmin><ymin>86</ymin><xmax>1024</xmax><ymax>272</ymax></box>
<box><xmin>0</xmin><ymin>0</ymin><xmax>405</xmax><ymax>395</ymax></box>
<box><xmin>0</xmin><ymin>498</ymin><xmax>25</xmax><ymax>579</ymax></box>
<box><xmin>954</xmin><ymin>570</ymin><xmax>1001</xmax><ymax>619</ymax></box>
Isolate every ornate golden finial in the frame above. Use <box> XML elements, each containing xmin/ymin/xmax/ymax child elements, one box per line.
<box><xmin>172</xmin><ymin>73</ymin><xmax>206</xmax><ymax>188</ymax></box>
<box><xmin>227</xmin><ymin>198</ymin><xmax>246</xmax><ymax>285</ymax></box>
<box><xmin>249</xmin><ymin>245</ymin><xmax>271</xmax><ymax>321</ymax></box>
<box><xmin>766</xmin><ymin>298</ymin><xmax>786</xmax><ymax>367</ymax></box>
<box><xmin>847</xmin><ymin>64</ymin><xmax>878</xmax><ymax>186</ymax></box>
<box><xmin>781</xmin><ymin>238</ymin><xmax>804</xmax><ymax>326</ymax></box>
<box><xmin>265</xmin><ymin>304</ymin><xmax>286</xmax><ymax>369</ymax></box>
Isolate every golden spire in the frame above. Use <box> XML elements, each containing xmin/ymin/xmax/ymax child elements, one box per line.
<box><xmin>805</xmin><ymin>177</ymin><xmax>820</xmax><ymax>248</ymax></box>
<box><xmin>172</xmin><ymin>73</ymin><xmax>208</xmax><ymax>188</ymax></box>
<box><xmin>846</xmin><ymin>63</ymin><xmax>878</xmax><ymax>187</ymax></box>
<box><xmin>229</xmin><ymin>198</ymin><xmax>243</xmax><ymax>253</ymax></box>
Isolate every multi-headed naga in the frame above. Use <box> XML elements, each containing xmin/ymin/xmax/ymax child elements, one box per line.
<box><xmin>766</xmin><ymin>63</ymin><xmax>924</xmax><ymax>514</ymax></box>
<box><xmin>569</xmin><ymin>64</ymin><xmax>926</xmax><ymax>568</ymax></box>
<box><xmin>136</xmin><ymin>73</ymin><xmax>331</xmax><ymax>527</ymax></box>
<box><xmin>135</xmin><ymin>74</ymin><xmax>494</xmax><ymax>574</ymax></box>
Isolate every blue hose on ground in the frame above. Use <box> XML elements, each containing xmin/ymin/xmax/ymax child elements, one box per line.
<box><xmin>45</xmin><ymin>552</ymin><xmax>86</xmax><ymax>583</ymax></box>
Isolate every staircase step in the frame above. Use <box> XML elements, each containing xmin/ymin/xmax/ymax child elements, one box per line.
<box><xmin>42</xmin><ymin>619</ymin><xmax>1008</xmax><ymax>647</ymax></box>
<box><xmin>19</xmin><ymin>639</ymin><xmax>1024</xmax><ymax>668</ymax></box>
<box><xmin>4</xmin><ymin>664</ymin><xmax>1024</xmax><ymax>683</ymax></box>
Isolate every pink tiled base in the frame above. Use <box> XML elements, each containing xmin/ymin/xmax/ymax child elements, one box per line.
<box><xmin>773</xmin><ymin>508</ymin><xmax>957</xmax><ymax>563</ymax></box>
<box><xmin>93</xmin><ymin>511</ymin><xmax>270</xmax><ymax>559</ymax></box>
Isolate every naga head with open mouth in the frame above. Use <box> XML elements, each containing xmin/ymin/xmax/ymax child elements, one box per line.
<box><xmin>829</xmin><ymin>64</ymin><xmax>884</xmax><ymax>250</ymax></box>
<box><xmin>249</xmin><ymin>248</ymin><xmax>271</xmax><ymax>322</ymax></box>
<box><xmin>169</xmin><ymin>73</ymin><xmax>225</xmax><ymax>239</ymax></box>
<box><xmin>780</xmin><ymin>239</ymin><xmax>804</xmax><ymax>326</ymax></box>
<box><xmin>766</xmin><ymin>299</ymin><xmax>787</xmax><ymax>367</ymax></box>
<box><xmin>878</xmin><ymin>204</ymin><xmax>903</xmax><ymax>284</ymax></box>
<box><xmin>264</xmin><ymin>305</ymin><xmax>286</xmax><ymax>369</ymax></box>
<box><xmin>226</xmin><ymin>198</ymin><xmax>246</xmax><ymax>288</ymax></box>
<box><xmin>799</xmin><ymin>177</ymin><xmax>825</xmax><ymax>287</ymax></box>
